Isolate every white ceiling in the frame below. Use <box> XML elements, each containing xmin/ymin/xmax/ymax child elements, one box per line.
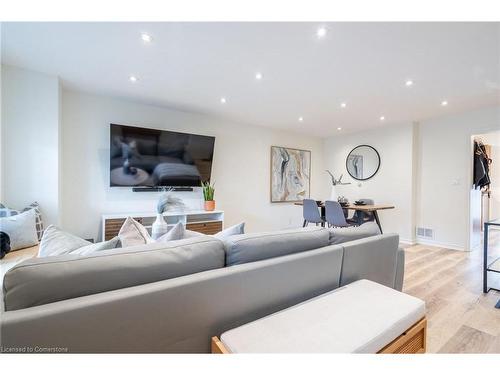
<box><xmin>2</xmin><ymin>22</ymin><xmax>499</xmax><ymax>136</ymax></box>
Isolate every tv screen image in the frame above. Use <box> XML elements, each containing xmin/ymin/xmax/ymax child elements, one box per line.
<box><xmin>110</xmin><ymin>124</ymin><xmax>215</xmax><ymax>187</ymax></box>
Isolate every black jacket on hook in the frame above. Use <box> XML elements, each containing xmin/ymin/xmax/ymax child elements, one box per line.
<box><xmin>474</xmin><ymin>141</ymin><xmax>491</xmax><ymax>190</ymax></box>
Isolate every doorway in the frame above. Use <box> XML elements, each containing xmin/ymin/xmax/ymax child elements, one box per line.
<box><xmin>470</xmin><ymin>131</ymin><xmax>500</xmax><ymax>251</ymax></box>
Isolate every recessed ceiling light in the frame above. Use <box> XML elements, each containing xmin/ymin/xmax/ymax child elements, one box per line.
<box><xmin>405</xmin><ymin>80</ymin><xmax>413</xmax><ymax>87</ymax></box>
<box><xmin>129</xmin><ymin>75</ymin><xmax>138</xmax><ymax>83</ymax></box>
<box><xmin>316</xmin><ymin>26</ymin><xmax>327</xmax><ymax>38</ymax></box>
<box><xmin>298</xmin><ymin>117</ymin><xmax>304</xmax><ymax>122</ymax></box>
<box><xmin>441</xmin><ymin>100</ymin><xmax>448</xmax><ymax>106</ymax></box>
<box><xmin>337</xmin><ymin>127</ymin><xmax>342</xmax><ymax>131</ymax></box>
<box><xmin>220</xmin><ymin>97</ymin><xmax>227</xmax><ymax>104</ymax></box>
<box><xmin>340</xmin><ymin>102</ymin><xmax>347</xmax><ymax>108</ymax></box>
<box><xmin>255</xmin><ymin>72</ymin><xmax>263</xmax><ymax>80</ymax></box>
<box><xmin>141</xmin><ymin>33</ymin><xmax>153</xmax><ymax>43</ymax></box>
<box><xmin>379</xmin><ymin>116</ymin><xmax>385</xmax><ymax>121</ymax></box>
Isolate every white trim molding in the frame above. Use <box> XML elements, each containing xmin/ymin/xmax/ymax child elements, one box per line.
<box><xmin>399</xmin><ymin>238</ymin><xmax>417</xmax><ymax>246</ymax></box>
<box><xmin>414</xmin><ymin>238</ymin><xmax>466</xmax><ymax>251</ymax></box>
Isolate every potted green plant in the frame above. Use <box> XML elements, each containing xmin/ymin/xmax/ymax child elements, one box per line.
<box><xmin>201</xmin><ymin>181</ymin><xmax>216</xmax><ymax>211</ymax></box>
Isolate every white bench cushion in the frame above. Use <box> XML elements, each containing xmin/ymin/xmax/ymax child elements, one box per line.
<box><xmin>220</xmin><ymin>279</ymin><xmax>425</xmax><ymax>353</ymax></box>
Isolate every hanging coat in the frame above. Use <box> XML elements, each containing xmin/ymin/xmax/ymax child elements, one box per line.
<box><xmin>474</xmin><ymin>141</ymin><xmax>491</xmax><ymax>190</ymax></box>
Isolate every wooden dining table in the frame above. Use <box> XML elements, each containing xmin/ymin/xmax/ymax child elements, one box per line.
<box><xmin>294</xmin><ymin>201</ymin><xmax>395</xmax><ymax>233</ymax></box>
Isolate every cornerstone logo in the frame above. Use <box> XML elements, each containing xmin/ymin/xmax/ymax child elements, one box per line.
<box><xmin>1</xmin><ymin>346</ymin><xmax>69</xmax><ymax>353</ymax></box>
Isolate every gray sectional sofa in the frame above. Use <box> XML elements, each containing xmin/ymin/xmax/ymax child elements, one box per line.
<box><xmin>0</xmin><ymin>226</ymin><xmax>404</xmax><ymax>353</ymax></box>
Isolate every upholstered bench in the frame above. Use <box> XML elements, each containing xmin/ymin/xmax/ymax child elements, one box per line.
<box><xmin>212</xmin><ymin>279</ymin><xmax>426</xmax><ymax>353</ymax></box>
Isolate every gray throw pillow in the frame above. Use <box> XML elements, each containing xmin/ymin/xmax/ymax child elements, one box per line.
<box><xmin>183</xmin><ymin>229</ymin><xmax>204</xmax><ymax>239</ymax></box>
<box><xmin>157</xmin><ymin>222</ymin><xmax>185</xmax><ymax>243</ymax></box>
<box><xmin>38</xmin><ymin>225</ymin><xmax>91</xmax><ymax>257</ymax></box>
<box><xmin>328</xmin><ymin>222</ymin><xmax>381</xmax><ymax>245</ymax></box>
<box><xmin>0</xmin><ymin>209</ymin><xmax>38</xmax><ymax>251</ymax></box>
<box><xmin>213</xmin><ymin>222</ymin><xmax>245</xmax><ymax>240</ymax></box>
<box><xmin>70</xmin><ymin>236</ymin><xmax>121</xmax><ymax>256</ymax></box>
<box><xmin>118</xmin><ymin>217</ymin><xmax>153</xmax><ymax>247</ymax></box>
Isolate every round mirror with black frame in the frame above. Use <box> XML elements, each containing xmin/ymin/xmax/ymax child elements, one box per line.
<box><xmin>345</xmin><ymin>145</ymin><xmax>380</xmax><ymax>181</ymax></box>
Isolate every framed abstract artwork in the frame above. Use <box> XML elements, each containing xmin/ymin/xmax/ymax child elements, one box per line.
<box><xmin>270</xmin><ymin>146</ymin><xmax>311</xmax><ymax>203</ymax></box>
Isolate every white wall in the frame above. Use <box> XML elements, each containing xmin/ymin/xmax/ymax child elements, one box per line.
<box><xmin>3</xmin><ymin>63</ymin><xmax>497</xmax><ymax>250</ymax></box>
<box><xmin>61</xmin><ymin>90</ymin><xmax>326</xmax><ymax>240</ymax></box>
<box><xmin>324</xmin><ymin>123</ymin><xmax>416</xmax><ymax>243</ymax></box>
<box><xmin>417</xmin><ymin>107</ymin><xmax>500</xmax><ymax>250</ymax></box>
<box><xmin>323</xmin><ymin>106</ymin><xmax>500</xmax><ymax>250</ymax></box>
<box><xmin>1</xmin><ymin>65</ymin><xmax>61</xmax><ymax>225</ymax></box>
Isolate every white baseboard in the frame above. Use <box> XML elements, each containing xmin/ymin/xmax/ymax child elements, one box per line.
<box><xmin>414</xmin><ymin>238</ymin><xmax>466</xmax><ymax>251</ymax></box>
<box><xmin>391</xmin><ymin>236</ymin><xmax>467</xmax><ymax>252</ymax></box>
<box><xmin>470</xmin><ymin>243</ymin><xmax>482</xmax><ymax>252</ymax></box>
<box><xmin>399</xmin><ymin>238</ymin><xmax>416</xmax><ymax>245</ymax></box>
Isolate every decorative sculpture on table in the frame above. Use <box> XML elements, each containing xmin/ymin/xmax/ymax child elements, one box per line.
<box><xmin>326</xmin><ymin>170</ymin><xmax>351</xmax><ymax>201</ymax></box>
<box><xmin>152</xmin><ymin>188</ymin><xmax>187</xmax><ymax>239</ymax></box>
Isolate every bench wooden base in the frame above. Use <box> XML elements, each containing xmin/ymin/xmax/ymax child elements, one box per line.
<box><xmin>211</xmin><ymin>336</ymin><xmax>230</xmax><ymax>354</ymax></box>
<box><xmin>378</xmin><ymin>318</ymin><xmax>427</xmax><ymax>354</ymax></box>
<box><xmin>211</xmin><ymin>317</ymin><xmax>427</xmax><ymax>354</ymax></box>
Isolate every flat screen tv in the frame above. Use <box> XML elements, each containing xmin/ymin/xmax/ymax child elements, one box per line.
<box><xmin>110</xmin><ymin>124</ymin><xmax>215</xmax><ymax>188</ymax></box>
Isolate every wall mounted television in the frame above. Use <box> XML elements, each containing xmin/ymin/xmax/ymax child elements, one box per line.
<box><xmin>110</xmin><ymin>124</ymin><xmax>215</xmax><ymax>188</ymax></box>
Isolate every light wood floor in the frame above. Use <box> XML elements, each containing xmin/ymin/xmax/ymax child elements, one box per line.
<box><xmin>402</xmin><ymin>229</ymin><xmax>500</xmax><ymax>353</ymax></box>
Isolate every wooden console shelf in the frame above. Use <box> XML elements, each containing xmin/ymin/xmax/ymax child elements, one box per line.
<box><xmin>102</xmin><ymin>210</ymin><xmax>224</xmax><ymax>241</ymax></box>
<box><xmin>186</xmin><ymin>220</ymin><xmax>222</xmax><ymax>235</ymax></box>
<box><xmin>103</xmin><ymin>218</ymin><xmax>144</xmax><ymax>240</ymax></box>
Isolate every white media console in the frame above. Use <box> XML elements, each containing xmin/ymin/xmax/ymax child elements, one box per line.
<box><xmin>102</xmin><ymin>210</ymin><xmax>224</xmax><ymax>241</ymax></box>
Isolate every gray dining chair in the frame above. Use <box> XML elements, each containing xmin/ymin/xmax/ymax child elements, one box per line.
<box><xmin>302</xmin><ymin>199</ymin><xmax>324</xmax><ymax>227</ymax></box>
<box><xmin>348</xmin><ymin>198</ymin><xmax>375</xmax><ymax>225</ymax></box>
<box><xmin>325</xmin><ymin>200</ymin><xmax>351</xmax><ymax>228</ymax></box>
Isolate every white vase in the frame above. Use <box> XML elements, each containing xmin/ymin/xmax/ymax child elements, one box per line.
<box><xmin>330</xmin><ymin>185</ymin><xmax>338</xmax><ymax>201</ymax></box>
<box><xmin>152</xmin><ymin>213</ymin><xmax>169</xmax><ymax>240</ymax></box>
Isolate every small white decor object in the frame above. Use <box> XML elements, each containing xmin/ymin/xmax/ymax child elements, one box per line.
<box><xmin>152</xmin><ymin>213</ymin><xmax>169</xmax><ymax>240</ymax></box>
<box><xmin>152</xmin><ymin>189</ymin><xmax>186</xmax><ymax>240</ymax></box>
<box><xmin>330</xmin><ymin>185</ymin><xmax>338</xmax><ymax>201</ymax></box>
<box><xmin>326</xmin><ymin>170</ymin><xmax>351</xmax><ymax>201</ymax></box>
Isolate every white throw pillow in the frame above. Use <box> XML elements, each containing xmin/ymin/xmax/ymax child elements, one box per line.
<box><xmin>118</xmin><ymin>217</ymin><xmax>154</xmax><ymax>247</ymax></box>
<box><xmin>0</xmin><ymin>201</ymin><xmax>44</xmax><ymax>240</ymax></box>
<box><xmin>157</xmin><ymin>222</ymin><xmax>185</xmax><ymax>243</ymax></box>
<box><xmin>0</xmin><ymin>209</ymin><xmax>39</xmax><ymax>251</ymax></box>
<box><xmin>213</xmin><ymin>222</ymin><xmax>245</xmax><ymax>240</ymax></box>
<box><xmin>38</xmin><ymin>226</ymin><xmax>122</xmax><ymax>257</ymax></box>
<box><xmin>38</xmin><ymin>225</ymin><xmax>91</xmax><ymax>257</ymax></box>
<box><xmin>70</xmin><ymin>236</ymin><xmax>121</xmax><ymax>256</ymax></box>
